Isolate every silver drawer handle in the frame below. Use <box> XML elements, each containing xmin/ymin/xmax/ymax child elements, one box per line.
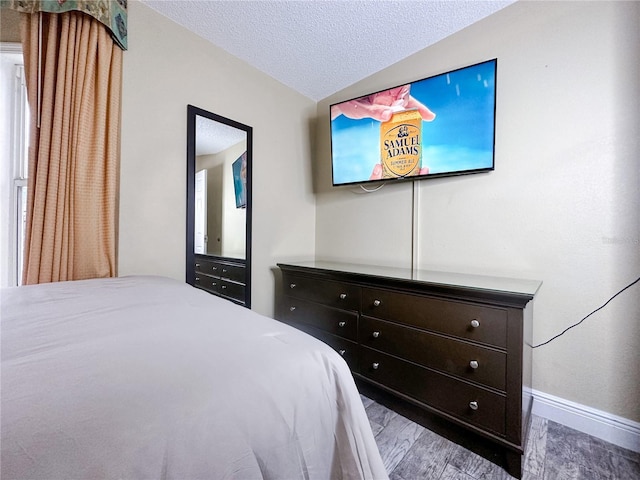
<box><xmin>469</xmin><ymin>360</ymin><xmax>479</xmax><ymax>369</ymax></box>
<box><xmin>290</xmin><ymin>283</ymin><xmax>296</xmax><ymax>289</ymax></box>
<box><xmin>338</xmin><ymin>321</ymin><xmax>346</xmax><ymax>327</ymax></box>
<box><xmin>372</xmin><ymin>362</ymin><xmax>380</xmax><ymax>370</ymax></box>
<box><xmin>221</xmin><ymin>285</ymin><xmax>227</xmax><ymax>289</ymax></box>
<box><xmin>338</xmin><ymin>349</ymin><xmax>346</xmax><ymax>356</ymax></box>
<box><xmin>373</xmin><ymin>299</ymin><xmax>381</xmax><ymax>307</ymax></box>
<box><xmin>222</xmin><ymin>268</ymin><xmax>227</xmax><ymax>273</ymax></box>
<box><xmin>195</xmin><ymin>276</ymin><xmax>200</xmax><ymax>281</ymax></box>
<box><xmin>212</xmin><ymin>266</ymin><xmax>217</xmax><ymax>271</ymax></box>
<box><xmin>212</xmin><ymin>282</ymin><xmax>217</xmax><ymax>286</ymax></box>
<box><xmin>339</xmin><ymin>293</ymin><xmax>347</xmax><ymax>299</ymax></box>
<box><xmin>470</xmin><ymin>319</ymin><xmax>480</xmax><ymax>328</ymax></box>
<box><xmin>372</xmin><ymin>331</ymin><xmax>380</xmax><ymax>338</ymax></box>
<box><xmin>469</xmin><ymin>401</ymin><xmax>479</xmax><ymax>411</ymax></box>
<box><xmin>195</xmin><ymin>263</ymin><xmax>200</xmax><ymax>267</ymax></box>
<box><xmin>289</xmin><ymin>306</ymin><xmax>296</xmax><ymax>311</ymax></box>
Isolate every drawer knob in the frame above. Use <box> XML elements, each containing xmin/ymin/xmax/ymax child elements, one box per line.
<box><xmin>212</xmin><ymin>282</ymin><xmax>217</xmax><ymax>286</ymax></box>
<box><xmin>195</xmin><ymin>263</ymin><xmax>200</xmax><ymax>267</ymax></box>
<box><xmin>221</xmin><ymin>285</ymin><xmax>227</xmax><ymax>289</ymax></box>
<box><xmin>469</xmin><ymin>401</ymin><xmax>479</xmax><ymax>411</ymax></box>
<box><xmin>289</xmin><ymin>306</ymin><xmax>296</xmax><ymax>312</ymax></box>
<box><xmin>470</xmin><ymin>319</ymin><xmax>480</xmax><ymax>328</ymax></box>
<box><xmin>372</xmin><ymin>331</ymin><xmax>380</xmax><ymax>338</ymax></box>
<box><xmin>212</xmin><ymin>266</ymin><xmax>217</xmax><ymax>270</ymax></box>
<box><xmin>290</xmin><ymin>283</ymin><xmax>296</xmax><ymax>289</ymax></box>
<box><xmin>195</xmin><ymin>276</ymin><xmax>200</xmax><ymax>281</ymax></box>
<box><xmin>222</xmin><ymin>268</ymin><xmax>227</xmax><ymax>273</ymax></box>
<box><xmin>469</xmin><ymin>360</ymin><xmax>479</xmax><ymax>369</ymax></box>
<box><xmin>338</xmin><ymin>321</ymin><xmax>346</xmax><ymax>328</ymax></box>
<box><xmin>339</xmin><ymin>293</ymin><xmax>347</xmax><ymax>299</ymax></box>
<box><xmin>373</xmin><ymin>299</ymin><xmax>381</xmax><ymax>307</ymax></box>
<box><xmin>372</xmin><ymin>362</ymin><xmax>380</xmax><ymax>370</ymax></box>
<box><xmin>338</xmin><ymin>349</ymin><xmax>346</xmax><ymax>356</ymax></box>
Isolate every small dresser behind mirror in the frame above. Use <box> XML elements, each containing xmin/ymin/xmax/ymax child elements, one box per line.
<box><xmin>186</xmin><ymin>105</ymin><xmax>252</xmax><ymax>308</ymax></box>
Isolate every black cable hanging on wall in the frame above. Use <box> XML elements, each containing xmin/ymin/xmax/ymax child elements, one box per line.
<box><xmin>532</xmin><ymin>275</ymin><xmax>640</xmax><ymax>348</ymax></box>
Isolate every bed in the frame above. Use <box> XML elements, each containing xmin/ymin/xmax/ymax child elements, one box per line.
<box><xmin>1</xmin><ymin>276</ymin><xmax>388</xmax><ymax>479</ymax></box>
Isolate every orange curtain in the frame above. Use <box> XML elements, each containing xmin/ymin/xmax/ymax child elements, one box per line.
<box><xmin>21</xmin><ymin>11</ymin><xmax>122</xmax><ymax>284</ymax></box>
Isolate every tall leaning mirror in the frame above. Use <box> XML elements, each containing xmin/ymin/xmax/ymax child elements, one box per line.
<box><xmin>186</xmin><ymin>105</ymin><xmax>252</xmax><ymax>308</ymax></box>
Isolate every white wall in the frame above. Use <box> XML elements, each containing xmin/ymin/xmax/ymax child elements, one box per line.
<box><xmin>315</xmin><ymin>1</ymin><xmax>639</xmax><ymax>422</ymax></box>
<box><xmin>119</xmin><ymin>0</ymin><xmax>317</xmax><ymax>315</ymax></box>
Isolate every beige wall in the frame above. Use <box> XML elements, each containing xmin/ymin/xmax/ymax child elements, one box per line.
<box><xmin>120</xmin><ymin>1</ymin><xmax>317</xmax><ymax>315</ymax></box>
<box><xmin>315</xmin><ymin>0</ymin><xmax>640</xmax><ymax>422</ymax></box>
<box><xmin>0</xmin><ymin>8</ymin><xmax>21</xmax><ymax>43</ymax></box>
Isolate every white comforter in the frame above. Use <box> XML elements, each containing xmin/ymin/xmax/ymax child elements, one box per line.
<box><xmin>1</xmin><ymin>276</ymin><xmax>387</xmax><ymax>480</ymax></box>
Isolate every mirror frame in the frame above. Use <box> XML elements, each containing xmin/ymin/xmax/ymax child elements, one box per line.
<box><xmin>186</xmin><ymin>105</ymin><xmax>252</xmax><ymax>308</ymax></box>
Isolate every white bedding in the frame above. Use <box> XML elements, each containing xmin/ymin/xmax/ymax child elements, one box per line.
<box><xmin>1</xmin><ymin>276</ymin><xmax>387</xmax><ymax>479</ymax></box>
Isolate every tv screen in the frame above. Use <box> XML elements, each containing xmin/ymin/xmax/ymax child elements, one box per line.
<box><xmin>330</xmin><ymin>59</ymin><xmax>497</xmax><ymax>186</ymax></box>
<box><xmin>232</xmin><ymin>152</ymin><xmax>247</xmax><ymax>208</ymax></box>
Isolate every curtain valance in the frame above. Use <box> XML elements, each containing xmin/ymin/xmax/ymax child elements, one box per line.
<box><xmin>1</xmin><ymin>0</ymin><xmax>127</xmax><ymax>49</ymax></box>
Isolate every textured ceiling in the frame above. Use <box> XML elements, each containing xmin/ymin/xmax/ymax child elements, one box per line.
<box><xmin>142</xmin><ymin>0</ymin><xmax>516</xmax><ymax>102</ymax></box>
<box><xmin>195</xmin><ymin>115</ymin><xmax>246</xmax><ymax>155</ymax></box>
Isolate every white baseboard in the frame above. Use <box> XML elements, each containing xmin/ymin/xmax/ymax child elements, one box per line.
<box><xmin>531</xmin><ymin>389</ymin><xmax>640</xmax><ymax>453</ymax></box>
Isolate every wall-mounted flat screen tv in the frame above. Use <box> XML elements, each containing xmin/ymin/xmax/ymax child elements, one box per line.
<box><xmin>330</xmin><ymin>59</ymin><xmax>497</xmax><ymax>186</ymax></box>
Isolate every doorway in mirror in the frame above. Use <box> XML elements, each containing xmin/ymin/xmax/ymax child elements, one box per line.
<box><xmin>194</xmin><ymin>168</ymin><xmax>207</xmax><ymax>254</ymax></box>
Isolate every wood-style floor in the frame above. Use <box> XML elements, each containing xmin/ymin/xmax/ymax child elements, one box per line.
<box><xmin>362</xmin><ymin>395</ymin><xmax>640</xmax><ymax>480</ymax></box>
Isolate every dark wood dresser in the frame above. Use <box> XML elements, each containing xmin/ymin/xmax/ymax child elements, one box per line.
<box><xmin>276</xmin><ymin>261</ymin><xmax>540</xmax><ymax>479</ymax></box>
<box><xmin>194</xmin><ymin>254</ymin><xmax>246</xmax><ymax>306</ymax></box>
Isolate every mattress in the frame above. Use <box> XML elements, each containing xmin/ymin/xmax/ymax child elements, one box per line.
<box><xmin>1</xmin><ymin>276</ymin><xmax>388</xmax><ymax>479</ymax></box>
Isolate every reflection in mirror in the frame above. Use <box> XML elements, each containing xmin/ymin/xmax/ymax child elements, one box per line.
<box><xmin>195</xmin><ymin>116</ymin><xmax>247</xmax><ymax>259</ymax></box>
<box><xmin>187</xmin><ymin>105</ymin><xmax>252</xmax><ymax>308</ymax></box>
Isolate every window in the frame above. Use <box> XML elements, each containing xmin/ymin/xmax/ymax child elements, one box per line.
<box><xmin>1</xmin><ymin>44</ymin><xmax>29</xmax><ymax>287</ymax></box>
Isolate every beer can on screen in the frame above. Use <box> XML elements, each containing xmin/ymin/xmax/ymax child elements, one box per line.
<box><xmin>380</xmin><ymin>109</ymin><xmax>423</xmax><ymax>179</ymax></box>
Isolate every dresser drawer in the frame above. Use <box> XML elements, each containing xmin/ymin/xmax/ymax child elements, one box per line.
<box><xmin>362</xmin><ymin>288</ymin><xmax>507</xmax><ymax>348</ymax></box>
<box><xmin>194</xmin><ymin>273</ymin><xmax>221</xmax><ymax>293</ymax></box>
<box><xmin>196</xmin><ymin>258</ymin><xmax>245</xmax><ymax>283</ymax></box>
<box><xmin>219</xmin><ymin>279</ymin><xmax>245</xmax><ymax>304</ymax></box>
<box><xmin>360</xmin><ymin>316</ymin><xmax>506</xmax><ymax>391</ymax></box>
<box><xmin>218</xmin><ymin>262</ymin><xmax>245</xmax><ymax>284</ymax></box>
<box><xmin>195</xmin><ymin>258</ymin><xmax>222</xmax><ymax>277</ymax></box>
<box><xmin>283</xmin><ymin>273</ymin><xmax>359</xmax><ymax>311</ymax></box>
<box><xmin>284</xmin><ymin>322</ymin><xmax>358</xmax><ymax>370</ymax></box>
<box><xmin>359</xmin><ymin>347</ymin><xmax>506</xmax><ymax>436</ymax></box>
<box><xmin>281</xmin><ymin>297</ymin><xmax>357</xmax><ymax>341</ymax></box>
